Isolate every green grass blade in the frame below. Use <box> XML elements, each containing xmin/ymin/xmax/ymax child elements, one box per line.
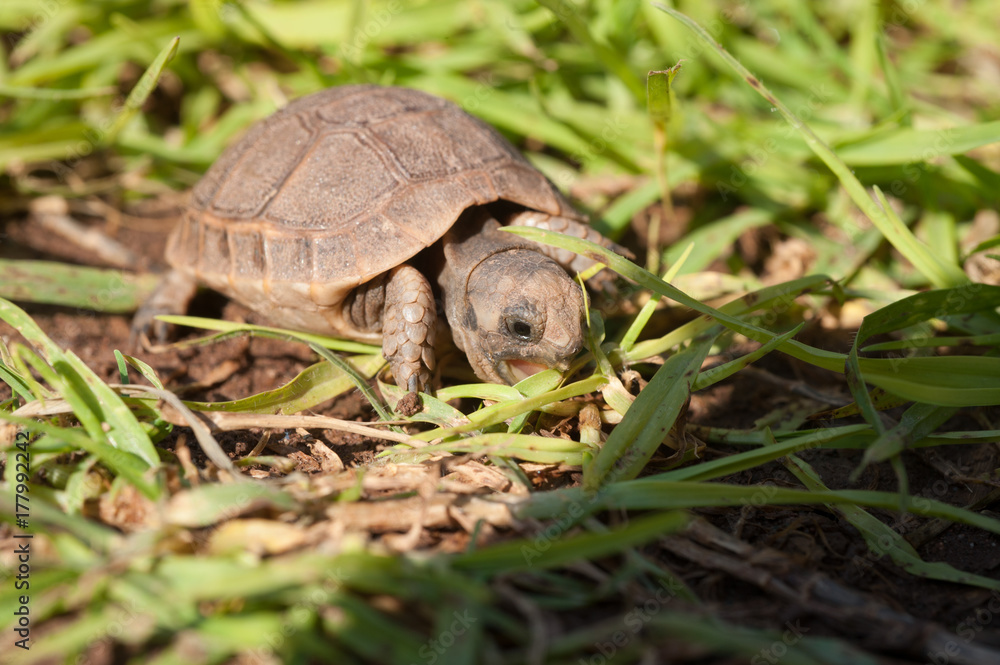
<box><xmin>158</xmin><ymin>315</ymin><xmax>381</xmax><ymax>354</ymax></box>
<box><xmin>785</xmin><ymin>453</ymin><xmax>1000</xmax><ymax>591</ymax></box>
<box><xmin>586</xmin><ymin>334</ymin><xmax>714</xmax><ymax>489</ymax></box>
<box><xmin>862</xmin><ymin>332</ymin><xmax>1000</xmax><ymax>351</ymax></box>
<box><xmin>508</xmin><ymin>368</ymin><xmax>565</xmax><ymax>433</ymax></box>
<box><xmin>453</xmin><ymin>510</ymin><xmax>690</xmax><ymax>574</ymax></box>
<box><xmin>619</xmin><ymin>243</ymin><xmax>693</xmax><ymax>353</ymax></box>
<box><xmin>164</xmin><ymin>483</ymin><xmax>298</xmax><ymax>527</ymax></box>
<box><xmin>860</xmin><ymin>356</ymin><xmax>1000</xmax><ymax>406</ymax></box>
<box><xmin>3</xmin><ymin>344</ymin><xmax>51</xmax><ymax>403</ymax></box>
<box><xmin>646</xmin><ymin>64</ymin><xmax>682</xmax><ymax>273</ymax></box>
<box><xmin>417</xmin><ymin>375</ymin><xmax>607</xmax><ymax>440</ymax></box>
<box><xmin>0</xmin><ymin>84</ymin><xmax>117</xmax><ymax>100</ymax></box>
<box><xmin>105</xmin><ymin>36</ymin><xmax>180</xmax><ymax>143</ymax></box>
<box><xmin>847</xmin><ymin>285</ymin><xmax>1000</xmax><ymax>415</ymax></box>
<box><xmin>0</xmin><ymin>260</ymin><xmax>159</xmax><ymax>312</ymax></box>
<box><xmin>157</xmin><ymin>317</ymin><xmax>392</xmax><ymax>421</ymax></box>
<box><xmin>626</xmin><ymin>275</ymin><xmax>829</xmax><ymax>362</ymax></box>
<box><xmin>0</xmin><ymin>298</ymin><xmax>161</xmax><ymax>468</ymax></box>
<box><xmin>534</xmin><ymin>0</ymin><xmax>644</xmax><ymax>101</ymax></box>
<box><xmin>838</xmin><ymin>121</ymin><xmax>1000</xmax><ymax>165</ymax></box>
<box><xmin>393</xmin><ymin>432</ymin><xmax>587</xmax><ymax>465</ymax></box>
<box><xmin>0</xmin><ymin>413</ymin><xmax>159</xmax><ymax>500</ymax></box>
<box><xmin>692</xmin><ymin>324</ymin><xmax>804</xmax><ymax>391</ymax></box>
<box><xmin>0</xmin><ymin>358</ymin><xmax>35</xmax><ymax>402</ymax></box>
<box><xmin>120</xmin><ymin>353</ymin><xmax>165</xmax><ymax>390</ymax></box>
<box><xmin>652</xmin><ymin>4</ymin><xmax>969</xmax><ymax>289</ymax></box>
<box><xmin>856</xmin><ymin>402</ymin><xmax>959</xmax><ymax>476</ymax></box>
<box><xmin>114</xmin><ymin>350</ymin><xmax>129</xmax><ymax>386</ymax></box>
<box><xmin>307</xmin><ymin>342</ymin><xmax>392</xmax><ymax>422</ymax></box>
<box><xmin>187</xmin><ymin>355</ymin><xmax>383</xmax><ymax>415</ymax></box>
<box><xmin>516</xmin><ymin>481</ymin><xmax>1000</xmax><ymax>536</ymax></box>
<box><xmin>661</xmin><ymin>425</ymin><xmax>871</xmax><ymax>483</ymax></box>
<box><xmin>857</xmin><ymin>286</ymin><xmax>1000</xmax><ymax>340</ymax></box>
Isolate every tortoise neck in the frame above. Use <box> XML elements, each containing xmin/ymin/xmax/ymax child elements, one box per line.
<box><xmin>441</xmin><ymin>208</ymin><xmax>534</xmax><ymax>273</ymax></box>
<box><xmin>436</xmin><ymin>208</ymin><xmax>536</xmax><ymax>352</ymax></box>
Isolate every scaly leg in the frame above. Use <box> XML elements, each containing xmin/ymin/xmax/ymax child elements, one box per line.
<box><xmin>507</xmin><ymin>211</ymin><xmax>631</xmax><ymax>290</ymax></box>
<box><xmin>131</xmin><ymin>269</ymin><xmax>199</xmax><ymax>347</ymax></box>
<box><xmin>381</xmin><ymin>264</ymin><xmax>437</xmax><ymax>393</ymax></box>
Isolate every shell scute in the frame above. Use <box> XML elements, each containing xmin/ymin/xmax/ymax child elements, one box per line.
<box><xmin>370</xmin><ymin>107</ymin><xmax>509</xmax><ymax>180</ymax></box>
<box><xmin>265</xmin><ymin>231</ymin><xmax>315</xmax><ymax>282</ymax></box>
<box><xmin>200</xmin><ymin>114</ymin><xmax>316</xmax><ymax>218</ymax></box>
<box><xmin>314</xmin><ymin>85</ymin><xmax>448</xmax><ymax>128</ymax></box>
<box><xmin>264</xmin><ymin>131</ymin><xmax>400</xmax><ymax>230</ymax></box>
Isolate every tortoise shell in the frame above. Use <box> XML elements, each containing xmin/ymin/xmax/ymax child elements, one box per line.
<box><xmin>165</xmin><ymin>85</ymin><xmax>584</xmax><ymax>335</ymax></box>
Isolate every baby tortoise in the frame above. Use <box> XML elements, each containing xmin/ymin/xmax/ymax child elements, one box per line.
<box><xmin>135</xmin><ymin>85</ymin><xmax>624</xmax><ymax>392</ymax></box>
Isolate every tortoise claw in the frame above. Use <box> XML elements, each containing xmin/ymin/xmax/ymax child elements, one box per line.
<box><xmin>130</xmin><ymin>269</ymin><xmax>198</xmax><ymax>351</ymax></box>
<box><xmin>128</xmin><ymin>309</ymin><xmax>169</xmax><ymax>351</ymax></box>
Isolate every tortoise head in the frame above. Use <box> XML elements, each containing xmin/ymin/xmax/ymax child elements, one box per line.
<box><xmin>455</xmin><ymin>249</ymin><xmax>584</xmax><ymax>385</ymax></box>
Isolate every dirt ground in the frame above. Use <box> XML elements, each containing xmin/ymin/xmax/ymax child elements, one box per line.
<box><xmin>2</xmin><ymin>202</ymin><xmax>1000</xmax><ymax>664</ymax></box>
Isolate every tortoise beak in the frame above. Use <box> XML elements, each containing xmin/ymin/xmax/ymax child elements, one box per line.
<box><xmin>496</xmin><ymin>356</ymin><xmax>573</xmax><ymax>385</ymax></box>
<box><xmin>499</xmin><ymin>359</ymin><xmax>550</xmax><ymax>384</ymax></box>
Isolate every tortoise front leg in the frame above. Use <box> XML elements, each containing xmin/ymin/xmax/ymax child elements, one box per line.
<box><xmin>381</xmin><ymin>264</ymin><xmax>437</xmax><ymax>393</ymax></box>
<box><xmin>131</xmin><ymin>269</ymin><xmax>199</xmax><ymax>346</ymax></box>
<box><xmin>507</xmin><ymin>211</ymin><xmax>631</xmax><ymax>286</ymax></box>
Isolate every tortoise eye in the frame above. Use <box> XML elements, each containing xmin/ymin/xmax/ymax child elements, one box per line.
<box><xmin>506</xmin><ymin>318</ymin><xmax>533</xmax><ymax>341</ymax></box>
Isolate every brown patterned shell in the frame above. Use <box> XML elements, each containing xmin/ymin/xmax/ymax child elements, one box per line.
<box><xmin>165</xmin><ymin>85</ymin><xmax>583</xmax><ymax>331</ymax></box>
